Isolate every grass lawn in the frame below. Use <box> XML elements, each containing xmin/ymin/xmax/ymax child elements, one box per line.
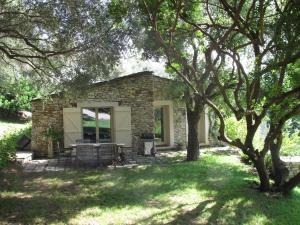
<box><xmin>0</xmin><ymin>152</ymin><xmax>300</xmax><ymax>225</ymax></box>
<box><xmin>0</xmin><ymin>119</ymin><xmax>28</xmax><ymax>138</ymax></box>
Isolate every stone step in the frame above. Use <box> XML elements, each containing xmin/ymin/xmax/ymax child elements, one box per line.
<box><xmin>156</xmin><ymin>146</ymin><xmax>178</xmax><ymax>151</ymax></box>
<box><xmin>16</xmin><ymin>151</ymin><xmax>33</xmax><ymax>164</ymax></box>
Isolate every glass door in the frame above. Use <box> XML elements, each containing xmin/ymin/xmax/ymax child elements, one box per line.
<box><xmin>97</xmin><ymin>108</ymin><xmax>112</xmax><ymax>143</ymax></box>
<box><xmin>82</xmin><ymin>107</ymin><xmax>112</xmax><ymax>143</ymax></box>
<box><xmin>82</xmin><ymin>108</ymin><xmax>97</xmax><ymax>142</ymax></box>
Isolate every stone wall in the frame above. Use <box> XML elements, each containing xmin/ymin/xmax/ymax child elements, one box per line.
<box><xmin>152</xmin><ymin>76</ymin><xmax>187</xmax><ymax>147</ymax></box>
<box><xmin>82</xmin><ymin>72</ymin><xmax>155</xmax><ymax>152</ymax></box>
<box><xmin>173</xmin><ymin>106</ymin><xmax>187</xmax><ymax>146</ymax></box>
<box><xmin>31</xmin><ymin>96</ymin><xmax>71</xmax><ymax>157</ymax></box>
<box><xmin>31</xmin><ymin>72</ymin><xmax>188</xmax><ymax>157</ymax></box>
<box><xmin>282</xmin><ymin>156</ymin><xmax>300</xmax><ymax>180</ymax></box>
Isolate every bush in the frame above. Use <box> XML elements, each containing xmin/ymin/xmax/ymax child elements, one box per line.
<box><xmin>0</xmin><ymin>124</ymin><xmax>31</xmax><ymax>169</ymax></box>
<box><xmin>240</xmin><ymin>153</ymin><xmax>253</xmax><ymax>165</ymax></box>
<box><xmin>225</xmin><ymin>116</ymin><xmax>276</xmax><ymax>151</ymax></box>
<box><xmin>0</xmin><ymin>77</ymin><xmax>39</xmax><ymax>117</ymax></box>
<box><xmin>281</xmin><ymin>132</ymin><xmax>300</xmax><ymax>156</ymax></box>
<box><xmin>225</xmin><ymin>116</ymin><xmax>247</xmax><ymax>142</ymax></box>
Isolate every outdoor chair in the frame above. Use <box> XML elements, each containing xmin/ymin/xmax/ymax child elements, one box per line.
<box><xmin>120</xmin><ymin>146</ymin><xmax>136</xmax><ymax>163</ymax></box>
<box><xmin>98</xmin><ymin>143</ymin><xmax>118</xmax><ymax>166</ymax></box>
<box><xmin>75</xmin><ymin>144</ymin><xmax>99</xmax><ymax>168</ymax></box>
<box><xmin>56</xmin><ymin>142</ymin><xmax>74</xmax><ymax>164</ymax></box>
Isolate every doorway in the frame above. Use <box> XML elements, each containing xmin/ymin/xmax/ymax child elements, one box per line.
<box><xmin>154</xmin><ymin>104</ymin><xmax>172</xmax><ymax>146</ymax></box>
<box><xmin>154</xmin><ymin>106</ymin><xmax>164</xmax><ymax>145</ymax></box>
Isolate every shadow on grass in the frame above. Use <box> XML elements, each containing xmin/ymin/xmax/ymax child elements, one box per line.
<box><xmin>0</xmin><ymin>153</ymin><xmax>300</xmax><ymax>224</ymax></box>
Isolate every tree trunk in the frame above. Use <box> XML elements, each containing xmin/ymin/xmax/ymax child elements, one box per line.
<box><xmin>254</xmin><ymin>156</ymin><xmax>270</xmax><ymax>192</ymax></box>
<box><xmin>270</xmin><ymin>135</ymin><xmax>289</xmax><ymax>187</ymax></box>
<box><xmin>271</xmin><ymin>150</ymin><xmax>288</xmax><ymax>187</ymax></box>
<box><xmin>186</xmin><ymin>108</ymin><xmax>201</xmax><ymax>161</ymax></box>
<box><xmin>280</xmin><ymin>172</ymin><xmax>300</xmax><ymax>194</ymax></box>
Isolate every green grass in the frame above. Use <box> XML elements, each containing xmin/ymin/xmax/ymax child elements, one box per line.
<box><xmin>0</xmin><ymin>119</ymin><xmax>28</xmax><ymax>138</ymax></box>
<box><xmin>0</xmin><ymin>152</ymin><xmax>300</xmax><ymax>225</ymax></box>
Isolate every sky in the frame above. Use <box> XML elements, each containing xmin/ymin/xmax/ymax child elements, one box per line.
<box><xmin>116</xmin><ymin>52</ymin><xmax>169</xmax><ymax>78</ymax></box>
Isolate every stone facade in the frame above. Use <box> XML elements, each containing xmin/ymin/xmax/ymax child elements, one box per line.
<box><xmin>281</xmin><ymin>156</ymin><xmax>300</xmax><ymax>180</ymax></box>
<box><xmin>31</xmin><ymin>97</ymin><xmax>72</xmax><ymax>157</ymax></box>
<box><xmin>31</xmin><ymin>72</ymin><xmax>187</xmax><ymax>157</ymax></box>
<box><xmin>153</xmin><ymin>76</ymin><xmax>187</xmax><ymax>146</ymax></box>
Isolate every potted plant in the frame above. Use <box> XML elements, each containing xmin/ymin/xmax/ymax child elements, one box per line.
<box><xmin>43</xmin><ymin>127</ymin><xmax>62</xmax><ymax>158</ymax></box>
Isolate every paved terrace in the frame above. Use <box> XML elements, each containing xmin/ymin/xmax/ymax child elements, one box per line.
<box><xmin>19</xmin><ymin>147</ymin><xmax>241</xmax><ymax>173</ymax></box>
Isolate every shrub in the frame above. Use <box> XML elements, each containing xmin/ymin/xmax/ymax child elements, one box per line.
<box><xmin>0</xmin><ymin>124</ymin><xmax>31</xmax><ymax>169</ymax></box>
<box><xmin>225</xmin><ymin>116</ymin><xmax>247</xmax><ymax>142</ymax></box>
<box><xmin>0</xmin><ymin>77</ymin><xmax>39</xmax><ymax>117</ymax></box>
<box><xmin>281</xmin><ymin>132</ymin><xmax>300</xmax><ymax>156</ymax></box>
<box><xmin>240</xmin><ymin>153</ymin><xmax>253</xmax><ymax>165</ymax></box>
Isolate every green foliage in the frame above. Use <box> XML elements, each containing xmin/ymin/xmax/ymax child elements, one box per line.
<box><xmin>0</xmin><ymin>77</ymin><xmax>39</xmax><ymax>113</ymax></box>
<box><xmin>225</xmin><ymin>116</ymin><xmax>267</xmax><ymax>150</ymax></box>
<box><xmin>42</xmin><ymin>127</ymin><xmax>63</xmax><ymax>143</ymax></box>
<box><xmin>285</xmin><ymin>116</ymin><xmax>300</xmax><ymax>136</ymax></box>
<box><xmin>264</xmin><ymin>154</ymin><xmax>273</xmax><ymax>174</ymax></box>
<box><xmin>281</xmin><ymin>132</ymin><xmax>300</xmax><ymax>156</ymax></box>
<box><xmin>0</xmin><ymin>0</ymin><xmax>127</xmax><ymax>93</ymax></box>
<box><xmin>225</xmin><ymin>115</ymin><xmax>300</xmax><ymax>157</ymax></box>
<box><xmin>240</xmin><ymin>153</ymin><xmax>253</xmax><ymax>165</ymax></box>
<box><xmin>0</xmin><ymin>124</ymin><xmax>31</xmax><ymax>169</ymax></box>
<box><xmin>224</xmin><ymin>116</ymin><xmax>247</xmax><ymax>142</ymax></box>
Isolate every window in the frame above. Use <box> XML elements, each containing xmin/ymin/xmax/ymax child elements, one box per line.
<box><xmin>98</xmin><ymin>108</ymin><xmax>112</xmax><ymax>142</ymax></box>
<box><xmin>82</xmin><ymin>108</ymin><xmax>97</xmax><ymax>142</ymax></box>
<box><xmin>82</xmin><ymin>107</ymin><xmax>112</xmax><ymax>142</ymax></box>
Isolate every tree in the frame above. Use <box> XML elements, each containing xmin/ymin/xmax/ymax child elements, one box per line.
<box><xmin>112</xmin><ymin>0</ymin><xmax>300</xmax><ymax>193</ymax></box>
<box><xmin>0</xmin><ymin>0</ymin><xmax>127</xmax><ymax>88</ymax></box>
<box><xmin>0</xmin><ymin>76</ymin><xmax>39</xmax><ymax>117</ymax></box>
<box><xmin>110</xmin><ymin>0</ymin><xmax>231</xmax><ymax>160</ymax></box>
<box><xmin>191</xmin><ymin>0</ymin><xmax>300</xmax><ymax>193</ymax></box>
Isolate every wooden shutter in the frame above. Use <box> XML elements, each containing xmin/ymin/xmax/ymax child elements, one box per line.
<box><xmin>114</xmin><ymin>107</ymin><xmax>132</xmax><ymax>147</ymax></box>
<box><xmin>63</xmin><ymin>108</ymin><xmax>82</xmax><ymax>148</ymax></box>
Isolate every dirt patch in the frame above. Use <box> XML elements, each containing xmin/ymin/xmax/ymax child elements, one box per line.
<box><xmin>1</xmin><ymin>163</ymin><xmax>23</xmax><ymax>175</ymax></box>
<box><xmin>0</xmin><ymin>163</ymin><xmax>24</xmax><ymax>189</ymax></box>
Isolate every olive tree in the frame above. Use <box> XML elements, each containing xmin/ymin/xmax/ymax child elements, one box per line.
<box><xmin>0</xmin><ymin>0</ymin><xmax>127</xmax><ymax>89</ymax></box>
<box><xmin>195</xmin><ymin>0</ymin><xmax>300</xmax><ymax>193</ymax></box>
<box><xmin>110</xmin><ymin>0</ymin><xmax>235</xmax><ymax>160</ymax></box>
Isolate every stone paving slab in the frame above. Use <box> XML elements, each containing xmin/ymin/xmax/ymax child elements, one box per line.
<box><xmin>21</xmin><ymin>153</ymin><xmax>168</xmax><ymax>172</ymax></box>
<box><xmin>21</xmin><ymin>158</ymin><xmax>136</xmax><ymax>172</ymax></box>
<box><xmin>21</xmin><ymin>147</ymin><xmax>243</xmax><ymax>173</ymax></box>
<box><xmin>16</xmin><ymin>151</ymin><xmax>33</xmax><ymax>164</ymax></box>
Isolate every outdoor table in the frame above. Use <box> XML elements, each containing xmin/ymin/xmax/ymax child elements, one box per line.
<box><xmin>70</xmin><ymin>143</ymin><xmax>125</xmax><ymax>162</ymax></box>
<box><xmin>70</xmin><ymin>143</ymin><xmax>125</xmax><ymax>149</ymax></box>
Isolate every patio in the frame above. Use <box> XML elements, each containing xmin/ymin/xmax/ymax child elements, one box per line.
<box><xmin>20</xmin><ymin>148</ymin><xmax>240</xmax><ymax>173</ymax></box>
<box><xmin>20</xmin><ymin>151</ymin><xmax>191</xmax><ymax>173</ymax></box>
<box><xmin>22</xmin><ymin>155</ymin><xmax>138</xmax><ymax>173</ymax></box>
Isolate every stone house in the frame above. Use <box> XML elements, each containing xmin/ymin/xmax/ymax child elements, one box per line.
<box><xmin>31</xmin><ymin>71</ymin><xmax>209</xmax><ymax>157</ymax></box>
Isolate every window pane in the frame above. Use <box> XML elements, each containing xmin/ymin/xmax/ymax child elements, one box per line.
<box><xmin>98</xmin><ymin>108</ymin><xmax>111</xmax><ymax>143</ymax></box>
<box><xmin>82</xmin><ymin>108</ymin><xmax>96</xmax><ymax>142</ymax></box>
